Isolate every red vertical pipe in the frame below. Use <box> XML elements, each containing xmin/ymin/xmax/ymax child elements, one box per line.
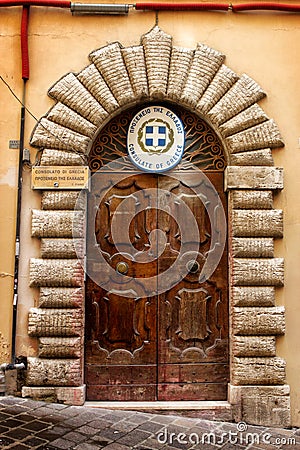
<box><xmin>20</xmin><ymin>5</ymin><xmax>30</xmax><ymax>80</ymax></box>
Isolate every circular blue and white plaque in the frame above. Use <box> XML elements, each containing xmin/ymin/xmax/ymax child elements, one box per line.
<box><xmin>127</xmin><ymin>105</ymin><xmax>185</xmax><ymax>173</ymax></box>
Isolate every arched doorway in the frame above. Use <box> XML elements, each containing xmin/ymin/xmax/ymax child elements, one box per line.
<box><xmin>24</xmin><ymin>26</ymin><xmax>289</xmax><ymax>426</ymax></box>
<box><xmin>85</xmin><ymin>104</ymin><xmax>229</xmax><ymax>401</ymax></box>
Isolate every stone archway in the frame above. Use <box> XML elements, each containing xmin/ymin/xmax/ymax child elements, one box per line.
<box><xmin>23</xmin><ymin>26</ymin><xmax>290</xmax><ymax>427</ymax></box>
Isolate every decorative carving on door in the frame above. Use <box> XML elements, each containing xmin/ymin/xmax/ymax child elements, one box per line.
<box><xmin>85</xmin><ymin>105</ymin><xmax>229</xmax><ymax>401</ymax></box>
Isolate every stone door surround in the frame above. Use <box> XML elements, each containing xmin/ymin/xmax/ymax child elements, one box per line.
<box><xmin>23</xmin><ymin>26</ymin><xmax>290</xmax><ymax>427</ymax></box>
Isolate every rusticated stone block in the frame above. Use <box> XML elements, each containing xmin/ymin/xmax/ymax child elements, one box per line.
<box><xmin>242</xmin><ymin>386</ymin><xmax>290</xmax><ymax>427</ymax></box>
<box><xmin>41</xmin><ymin>191</ymin><xmax>86</xmax><ymax>211</ymax></box>
<box><xmin>40</xmin><ymin>149</ymin><xmax>85</xmax><ymax>167</ymax></box>
<box><xmin>219</xmin><ymin>104</ymin><xmax>269</xmax><ymax>137</ymax></box>
<box><xmin>142</xmin><ymin>26</ymin><xmax>172</xmax><ymax>98</ymax></box>
<box><xmin>232</xmin><ymin>286</ymin><xmax>275</xmax><ymax>307</ymax></box>
<box><xmin>232</xmin><ymin>357</ymin><xmax>286</xmax><ymax>385</ymax></box>
<box><xmin>47</xmin><ymin>103</ymin><xmax>97</xmax><ymax>138</ymax></box>
<box><xmin>167</xmin><ymin>47</ymin><xmax>194</xmax><ymax>101</ymax></box>
<box><xmin>181</xmin><ymin>43</ymin><xmax>224</xmax><ymax>107</ymax></box>
<box><xmin>226</xmin><ymin>119</ymin><xmax>284</xmax><ymax>153</ymax></box>
<box><xmin>77</xmin><ymin>63</ymin><xmax>119</xmax><ymax>113</ymax></box>
<box><xmin>48</xmin><ymin>73</ymin><xmax>107</xmax><ymax>127</ymax></box>
<box><xmin>122</xmin><ymin>45</ymin><xmax>148</xmax><ymax>98</ymax></box>
<box><xmin>32</xmin><ymin>210</ymin><xmax>84</xmax><ymax>238</ymax></box>
<box><xmin>208</xmin><ymin>74</ymin><xmax>265</xmax><ymax>126</ymax></box>
<box><xmin>28</xmin><ymin>308</ymin><xmax>83</xmax><ymax>336</ymax></box>
<box><xmin>233</xmin><ymin>258</ymin><xmax>284</xmax><ymax>286</ymax></box>
<box><xmin>90</xmin><ymin>43</ymin><xmax>134</xmax><ymax>106</ymax></box>
<box><xmin>30</xmin><ymin>118</ymin><xmax>90</xmax><ymax>154</ymax></box>
<box><xmin>232</xmin><ymin>237</ymin><xmax>274</xmax><ymax>258</ymax></box>
<box><xmin>39</xmin><ymin>287</ymin><xmax>84</xmax><ymax>308</ymax></box>
<box><xmin>39</xmin><ymin>337</ymin><xmax>82</xmax><ymax>358</ymax></box>
<box><xmin>232</xmin><ymin>210</ymin><xmax>283</xmax><ymax>237</ymax></box>
<box><xmin>30</xmin><ymin>259</ymin><xmax>84</xmax><ymax>287</ymax></box>
<box><xmin>197</xmin><ymin>64</ymin><xmax>238</xmax><ymax>114</ymax></box>
<box><xmin>225</xmin><ymin>166</ymin><xmax>283</xmax><ymax>190</ymax></box>
<box><xmin>229</xmin><ymin>384</ymin><xmax>290</xmax><ymax>427</ymax></box>
<box><xmin>26</xmin><ymin>357</ymin><xmax>82</xmax><ymax>386</ymax></box>
<box><xmin>22</xmin><ymin>385</ymin><xmax>86</xmax><ymax>406</ymax></box>
<box><xmin>232</xmin><ymin>336</ymin><xmax>276</xmax><ymax>357</ymax></box>
<box><xmin>40</xmin><ymin>238</ymin><xmax>84</xmax><ymax>259</ymax></box>
<box><xmin>230</xmin><ymin>149</ymin><xmax>273</xmax><ymax>166</ymax></box>
<box><xmin>229</xmin><ymin>190</ymin><xmax>273</xmax><ymax>209</ymax></box>
<box><xmin>233</xmin><ymin>306</ymin><xmax>285</xmax><ymax>335</ymax></box>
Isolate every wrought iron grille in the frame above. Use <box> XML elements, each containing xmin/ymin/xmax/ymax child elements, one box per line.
<box><xmin>89</xmin><ymin>104</ymin><xmax>226</xmax><ymax>172</ymax></box>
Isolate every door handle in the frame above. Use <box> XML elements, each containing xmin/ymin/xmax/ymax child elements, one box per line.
<box><xmin>116</xmin><ymin>261</ymin><xmax>129</xmax><ymax>275</ymax></box>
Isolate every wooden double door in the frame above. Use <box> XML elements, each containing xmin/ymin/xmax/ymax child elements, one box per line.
<box><xmin>85</xmin><ymin>170</ymin><xmax>229</xmax><ymax>401</ymax></box>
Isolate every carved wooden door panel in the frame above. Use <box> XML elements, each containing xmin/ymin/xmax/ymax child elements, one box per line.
<box><xmin>157</xmin><ymin>173</ymin><xmax>229</xmax><ymax>400</ymax></box>
<box><xmin>85</xmin><ymin>171</ymin><xmax>229</xmax><ymax>401</ymax></box>
<box><xmin>85</xmin><ymin>173</ymin><xmax>158</xmax><ymax>401</ymax></box>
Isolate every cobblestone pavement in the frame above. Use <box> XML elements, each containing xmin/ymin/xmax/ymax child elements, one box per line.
<box><xmin>0</xmin><ymin>396</ymin><xmax>299</xmax><ymax>450</ymax></box>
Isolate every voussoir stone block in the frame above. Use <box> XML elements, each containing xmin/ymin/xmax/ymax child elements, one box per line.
<box><xmin>167</xmin><ymin>47</ymin><xmax>194</xmax><ymax>101</ymax></box>
<box><xmin>77</xmin><ymin>63</ymin><xmax>119</xmax><ymax>113</ymax></box>
<box><xmin>232</xmin><ymin>357</ymin><xmax>286</xmax><ymax>385</ymax></box>
<box><xmin>30</xmin><ymin>259</ymin><xmax>84</xmax><ymax>287</ymax></box>
<box><xmin>142</xmin><ymin>26</ymin><xmax>172</xmax><ymax>98</ymax></box>
<box><xmin>47</xmin><ymin>103</ymin><xmax>97</xmax><ymax>138</ymax></box>
<box><xmin>90</xmin><ymin>42</ymin><xmax>135</xmax><ymax>106</ymax></box>
<box><xmin>233</xmin><ymin>258</ymin><xmax>284</xmax><ymax>286</ymax></box>
<box><xmin>226</xmin><ymin>119</ymin><xmax>284</xmax><ymax>153</ymax></box>
<box><xmin>48</xmin><ymin>73</ymin><xmax>108</xmax><ymax>127</ymax></box>
<box><xmin>30</xmin><ymin>118</ymin><xmax>90</xmax><ymax>154</ymax></box>
<box><xmin>208</xmin><ymin>74</ymin><xmax>265</xmax><ymax>126</ymax></box>
<box><xmin>196</xmin><ymin>64</ymin><xmax>238</xmax><ymax>114</ymax></box>
<box><xmin>231</xmin><ymin>209</ymin><xmax>283</xmax><ymax>237</ymax></box>
<box><xmin>28</xmin><ymin>308</ymin><xmax>83</xmax><ymax>336</ymax></box>
<box><xmin>26</xmin><ymin>357</ymin><xmax>82</xmax><ymax>386</ymax></box>
<box><xmin>225</xmin><ymin>166</ymin><xmax>283</xmax><ymax>190</ymax></box>
<box><xmin>233</xmin><ymin>306</ymin><xmax>285</xmax><ymax>335</ymax></box>
<box><xmin>181</xmin><ymin>43</ymin><xmax>224</xmax><ymax>107</ymax></box>
<box><xmin>219</xmin><ymin>103</ymin><xmax>269</xmax><ymax>137</ymax></box>
<box><xmin>122</xmin><ymin>46</ymin><xmax>148</xmax><ymax>99</ymax></box>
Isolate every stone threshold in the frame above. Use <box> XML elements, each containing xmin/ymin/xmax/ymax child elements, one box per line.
<box><xmin>85</xmin><ymin>401</ymin><xmax>233</xmax><ymax>420</ymax></box>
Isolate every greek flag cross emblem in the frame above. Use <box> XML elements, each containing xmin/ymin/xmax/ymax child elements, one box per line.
<box><xmin>145</xmin><ymin>125</ymin><xmax>166</xmax><ymax>148</ymax></box>
<box><xmin>127</xmin><ymin>105</ymin><xmax>184</xmax><ymax>172</ymax></box>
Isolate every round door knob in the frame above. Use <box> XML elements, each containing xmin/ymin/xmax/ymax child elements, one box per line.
<box><xmin>186</xmin><ymin>260</ymin><xmax>200</xmax><ymax>274</ymax></box>
<box><xmin>116</xmin><ymin>261</ymin><xmax>129</xmax><ymax>275</ymax></box>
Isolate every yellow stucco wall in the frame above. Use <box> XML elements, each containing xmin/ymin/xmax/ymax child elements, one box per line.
<box><xmin>1</xmin><ymin>2</ymin><xmax>300</xmax><ymax>424</ymax></box>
